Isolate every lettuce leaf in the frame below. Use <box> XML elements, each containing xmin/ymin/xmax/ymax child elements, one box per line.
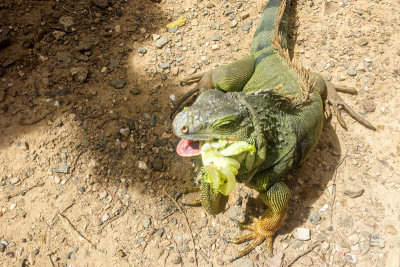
<box><xmin>200</xmin><ymin>140</ymin><xmax>256</xmax><ymax>195</ymax></box>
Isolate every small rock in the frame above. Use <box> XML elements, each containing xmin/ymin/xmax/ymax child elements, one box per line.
<box><xmin>172</xmin><ymin>256</ymin><xmax>182</xmax><ymax>264</ymax></box>
<box><xmin>0</xmin><ymin>243</ymin><xmax>5</xmax><ymax>252</ymax></box>
<box><xmin>241</xmin><ymin>12</ymin><xmax>250</xmax><ymax>20</ymax></box>
<box><xmin>155</xmin><ymin>228</ymin><xmax>164</xmax><ymax>237</ymax></box>
<box><xmin>138</xmin><ymin>47</ymin><xmax>147</xmax><ymax>54</ymax></box>
<box><xmin>130</xmin><ymin>88</ymin><xmax>140</xmax><ymax>95</ymax></box>
<box><xmin>242</xmin><ymin>23</ymin><xmax>251</xmax><ymax>32</ymax></box>
<box><xmin>92</xmin><ymin>0</ymin><xmax>109</xmax><ymax>9</ymax></box>
<box><xmin>229</xmin><ymin>20</ymin><xmax>238</xmax><ymax>28</ymax></box>
<box><xmin>344</xmin><ymin>188</ymin><xmax>364</xmax><ymax>198</ymax></box>
<box><xmin>119</xmin><ymin>127</ymin><xmax>130</xmax><ymax>137</ymax></box>
<box><xmin>224</xmin><ymin>7</ymin><xmax>235</xmax><ymax>16</ymax></box>
<box><xmin>78</xmin><ymin>39</ymin><xmax>93</xmax><ymax>52</ymax></box>
<box><xmin>159</xmin><ymin>63</ymin><xmax>170</xmax><ymax>69</ymax></box>
<box><xmin>138</xmin><ymin>161</ymin><xmax>147</xmax><ymax>170</ymax></box>
<box><xmin>212</xmin><ymin>34</ymin><xmax>222</xmax><ymax>41</ymax></box>
<box><xmin>358</xmin><ymin>38</ymin><xmax>369</xmax><ymax>46</ymax></box>
<box><xmin>362</xmin><ymin>100</ymin><xmax>376</xmax><ymax>113</ymax></box>
<box><xmin>150</xmin><ymin>114</ymin><xmax>156</xmax><ymax>126</ymax></box>
<box><xmin>56</xmin><ymin>52</ymin><xmax>72</xmax><ymax>67</ymax></box>
<box><xmin>152</xmin><ymin>158</ymin><xmax>163</xmax><ymax>171</ymax></box>
<box><xmin>52</xmin><ymin>31</ymin><xmax>65</xmax><ymax>41</ymax></box>
<box><xmin>77</xmin><ymin>186</ymin><xmax>85</xmax><ymax>193</ymax></box>
<box><xmin>348</xmin><ymin>234</ymin><xmax>359</xmax><ymax>245</ymax></box>
<box><xmin>345</xmin><ymin>253</ymin><xmax>357</xmax><ymax>264</ymax></box>
<box><xmin>110</xmin><ymin>78</ymin><xmax>126</xmax><ymax>89</ymax></box>
<box><xmin>156</xmin><ymin>38</ymin><xmax>169</xmax><ymax>48</ymax></box>
<box><xmin>71</xmin><ymin>67</ymin><xmax>88</xmax><ymax>83</ymax></box>
<box><xmin>10</xmin><ymin>177</ymin><xmax>20</xmax><ymax>185</ymax></box>
<box><xmin>321</xmin><ymin>242</ymin><xmax>330</xmax><ymax>251</ymax></box>
<box><xmin>361</xmin><ymin>241</ymin><xmax>370</xmax><ymax>254</ymax></box>
<box><xmin>59</xmin><ymin>16</ymin><xmax>74</xmax><ymax>29</ymax></box>
<box><xmin>320</xmin><ymin>203</ymin><xmax>329</xmax><ymax>212</ymax></box>
<box><xmin>295</xmin><ymin>228</ymin><xmax>311</xmax><ymax>241</ymax></box>
<box><xmin>370</xmin><ymin>235</ymin><xmax>385</xmax><ymax>248</ymax></box>
<box><xmin>54</xmin><ymin>165</ymin><xmax>70</xmax><ymax>174</ymax></box>
<box><xmin>386</xmin><ymin>225</ymin><xmax>398</xmax><ymax>235</ymax></box>
<box><xmin>308</xmin><ymin>211</ymin><xmax>321</xmax><ymax>224</ymax></box>
<box><xmin>346</xmin><ymin>69</ymin><xmax>357</xmax><ymax>76</ymax></box>
<box><xmin>102</xmin><ymin>214</ymin><xmax>109</xmax><ymax>222</ymax></box>
<box><xmin>211</xmin><ymin>44</ymin><xmax>219</xmax><ymax>50</ymax></box>
<box><xmin>143</xmin><ymin>217</ymin><xmax>151</xmax><ymax>228</ymax></box>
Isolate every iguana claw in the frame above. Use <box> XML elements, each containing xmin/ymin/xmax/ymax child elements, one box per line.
<box><xmin>325</xmin><ymin>80</ymin><xmax>376</xmax><ymax>130</ymax></box>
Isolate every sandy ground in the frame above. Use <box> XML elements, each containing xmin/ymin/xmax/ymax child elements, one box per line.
<box><xmin>0</xmin><ymin>0</ymin><xmax>399</xmax><ymax>266</ymax></box>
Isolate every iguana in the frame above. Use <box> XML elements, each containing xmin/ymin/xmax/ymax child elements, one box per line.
<box><xmin>172</xmin><ymin>0</ymin><xmax>375</xmax><ymax>262</ymax></box>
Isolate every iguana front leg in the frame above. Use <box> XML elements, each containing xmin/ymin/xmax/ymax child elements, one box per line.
<box><xmin>226</xmin><ymin>182</ymin><xmax>290</xmax><ymax>262</ymax></box>
<box><xmin>313</xmin><ymin>73</ymin><xmax>376</xmax><ymax>130</ymax></box>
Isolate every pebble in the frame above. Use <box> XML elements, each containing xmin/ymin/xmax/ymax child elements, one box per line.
<box><xmin>320</xmin><ymin>203</ymin><xmax>329</xmax><ymax>212</ymax></box>
<box><xmin>361</xmin><ymin>242</ymin><xmax>370</xmax><ymax>254</ymax></box>
<box><xmin>344</xmin><ymin>188</ymin><xmax>364</xmax><ymax>198</ymax></box>
<box><xmin>156</xmin><ymin>38</ymin><xmax>169</xmax><ymax>48</ymax></box>
<box><xmin>358</xmin><ymin>38</ymin><xmax>369</xmax><ymax>46</ymax></box>
<box><xmin>212</xmin><ymin>34</ymin><xmax>222</xmax><ymax>41</ymax></box>
<box><xmin>321</xmin><ymin>242</ymin><xmax>330</xmax><ymax>251</ymax></box>
<box><xmin>346</xmin><ymin>69</ymin><xmax>357</xmax><ymax>76</ymax></box>
<box><xmin>155</xmin><ymin>228</ymin><xmax>164</xmax><ymax>237</ymax></box>
<box><xmin>10</xmin><ymin>177</ymin><xmax>20</xmax><ymax>185</ymax></box>
<box><xmin>224</xmin><ymin>7</ymin><xmax>235</xmax><ymax>16</ymax></box>
<box><xmin>0</xmin><ymin>243</ymin><xmax>5</xmax><ymax>252</ymax></box>
<box><xmin>233</xmin><ymin>258</ymin><xmax>254</xmax><ymax>267</ymax></box>
<box><xmin>242</xmin><ymin>23</ymin><xmax>251</xmax><ymax>32</ymax></box>
<box><xmin>130</xmin><ymin>88</ymin><xmax>140</xmax><ymax>95</ymax></box>
<box><xmin>92</xmin><ymin>0</ymin><xmax>109</xmax><ymax>9</ymax></box>
<box><xmin>138</xmin><ymin>47</ymin><xmax>147</xmax><ymax>54</ymax></box>
<box><xmin>308</xmin><ymin>211</ymin><xmax>321</xmax><ymax>224</ymax></box>
<box><xmin>362</xmin><ymin>100</ymin><xmax>376</xmax><ymax>113</ymax></box>
<box><xmin>59</xmin><ymin>15</ymin><xmax>74</xmax><ymax>29</ymax></box>
<box><xmin>110</xmin><ymin>78</ymin><xmax>126</xmax><ymax>89</ymax></box>
<box><xmin>348</xmin><ymin>234</ymin><xmax>359</xmax><ymax>245</ymax></box>
<box><xmin>345</xmin><ymin>253</ymin><xmax>357</xmax><ymax>264</ymax></box>
<box><xmin>70</xmin><ymin>67</ymin><xmax>88</xmax><ymax>83</ymax></box>
<box><xmin>152</xmin><ymin>158</ymin><xmax>163</xmax><ymax>171</ymax></box>
<box><xmin>119</xmin><ymin>127</ymin><xmax>130</xmax><ymax>137</ymax></box>
<box><xmin>211</xmin><ymin>44</ymin><xmax>219</xmax><ymax>50</ymax></box>
<box><xmin>241</xmin><ymin>12</ymin><xmax>250</xmax><ymax>20</ymax></box>
<box><xmin>54</xmin><ymin>165</ymin><xmax>70</xmax><ymax>174</ymax></box>
<box><xmin>150</xmin><ymin>114</ymin><xmax>157</xmax><ymax>126</ymax></box>
<box><xmin>386</xmin><ymin>225</ymin><xmax>398</xmax><ymax>235</ymax></box>
<box><xmin>172</xmin><ymin>256</ymin><xmax>182</xmax><ymax>264</ymax></box>
<box><xmin>56</xmin><ymin>52</ymin><xmax>72</xmax><ymax>67</ymax></box>
<box><xmin>229</xmin><ymin>20</ymin><xmax>238</xmax><ymax>28</ymax></box>
<box><xmin>159</xmin><ymin>63</ymin><xmax>170</xmax><ymax>69</ymax></box>
<box><xmin>78</xmin><ymin>40</ymin><xmax>93</xmax><ymax>52</ymax></box>
<box><xmin>370</xmin><ymin>235</ymin><xmax>385</xmax><ymax>248</ymax></box>
<box><xmin>77</xmin><ymin>186</ymin><xmax>85</xmax><ymax>193</ymax></box>
<box><xmin>138</xmin><ymin>161</ymin><xmax>147</xmax><ymax>170</ymax></box>
<box><xmin>295</xmin><ymin>228</ymin><xmax>311</xmax><ymax>241</ymax></box>
<box><xmin>52</xmin><ymin>31</ymin><xmax>65</xmax><ymax>41</ymax></box>
<box><xmin>102</xmin><ymin>214</ymin><xmax>109</xmax><ymax>222</ymax></box>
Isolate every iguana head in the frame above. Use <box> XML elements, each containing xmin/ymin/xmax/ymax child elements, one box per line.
<box><xmin>173</xmin><ymin>89</ymin><xmax>254</xmax><ymax>157</ymax></box>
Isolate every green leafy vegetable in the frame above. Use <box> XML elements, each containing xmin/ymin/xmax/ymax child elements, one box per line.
<box><xmin>200</xmin><ymin>141</ymin><xmax>256</xmax><ymax>195</ymax></box>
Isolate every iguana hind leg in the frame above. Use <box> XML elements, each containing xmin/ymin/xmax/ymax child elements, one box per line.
<box><xmin>226</xmin><ymin>182</ymin><xmax>290</xmax><ymax>262</ymax></box>
<box><xmin>313</xmin><ymin>73</ymin><xmax>376</xmax><ymax>130</ymax></box>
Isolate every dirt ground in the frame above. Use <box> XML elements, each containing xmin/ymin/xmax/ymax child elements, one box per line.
<box><xmin>1</xmin><ymin>0</ymin><xmax>399</xmax><ymax>266</ymax></box>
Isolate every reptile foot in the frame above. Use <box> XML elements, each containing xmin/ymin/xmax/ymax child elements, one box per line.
<box><xmin>226</xmin><ymin>220</ymin><xmax>275</xmax><ymax>263</ymax></box>
<box><xmin>325</xmin><ymin>79</ymin><xmax>375</xmax><ymax>130</ymax></box>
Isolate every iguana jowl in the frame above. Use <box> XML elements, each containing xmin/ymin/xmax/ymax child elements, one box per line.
<box><xmin>172</xmin><ymin>0</ymin><xmax>375</xmax><ymax>261</ymax></box>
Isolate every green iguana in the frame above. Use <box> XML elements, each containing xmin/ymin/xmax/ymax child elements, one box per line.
<box><xmin>172</xmin><ymin>0</ymin><xmax>375</xmax><ymax>262</ymax></box>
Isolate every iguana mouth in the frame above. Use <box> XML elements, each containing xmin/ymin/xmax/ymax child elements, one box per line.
<box><xmin>177</xmin><ymin>139</ymin><xmax>201</xmax><ymax>157</ymax></box>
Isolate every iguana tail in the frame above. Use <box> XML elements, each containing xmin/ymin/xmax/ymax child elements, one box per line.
<box><xmin>250</xmin><ymin>0</ymin><xmax>291</xmax><ymax>56</ymax></box>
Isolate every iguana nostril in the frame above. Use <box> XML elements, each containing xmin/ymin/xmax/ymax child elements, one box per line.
<box><xmin>181</xmin><ymin>125</ymin><xmax>189</xmax><ymax>134</ymax></box>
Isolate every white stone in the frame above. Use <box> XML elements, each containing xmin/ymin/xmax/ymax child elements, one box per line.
<box><xmin>320</xmin><ymin>204</ymin><xmax>329</xmax><ymax>212</ymax></box>
<box><xmin>295</xmin><ymin>228</ymin><xmax>311</xmax><ymax>240</ymax></box>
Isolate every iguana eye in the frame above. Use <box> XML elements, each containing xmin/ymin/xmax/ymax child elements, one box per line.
<box><xmin>216</xmin><ymin>120</ymin><xmax>232</xmax><ymax>129</ymax></box>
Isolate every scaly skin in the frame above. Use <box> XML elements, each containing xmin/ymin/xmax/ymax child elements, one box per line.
<box><xmin>172</xmin><ymin>0</ymin><xmax>375</xmax><ymax>262</ymax></box>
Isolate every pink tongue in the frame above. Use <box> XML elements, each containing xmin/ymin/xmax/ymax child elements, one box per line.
<box><xmin>177</xmin><ymin>139</ymin><xmax>201</xmax><ymax>157</ymax></box>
